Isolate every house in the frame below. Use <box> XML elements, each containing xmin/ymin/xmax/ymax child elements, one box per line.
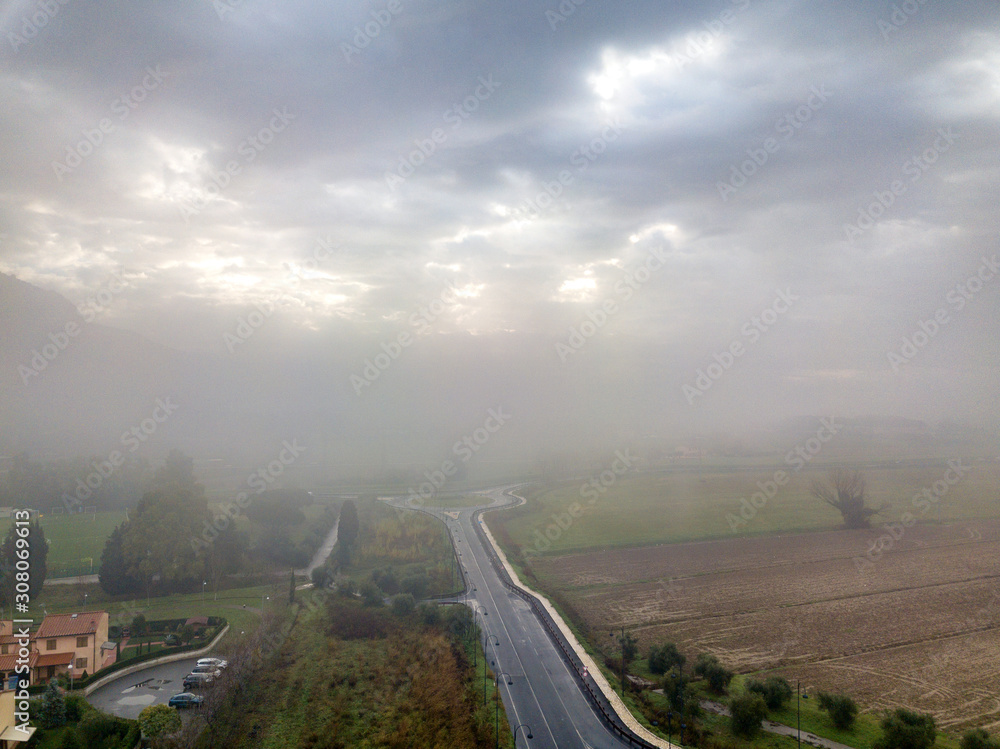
<box><xmin>32</xmin><ymin>611</ymin><xmax>110</xmax><ymax>683</ymax></box>
<box><xmin>0</xmin><ymin>623</ymin><xmax>34</xmax><ymax>691</ymax></box>
<box><xmin>0</xmin><ymin>690</ymin><xmax>35</xmax><ymax>747</ymax></box>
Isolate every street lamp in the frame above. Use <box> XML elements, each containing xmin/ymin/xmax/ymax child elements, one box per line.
<box><xmin>493</xmin><ymin>671</ymin><xmax>512</xmax><ymax>749</ymax></box>
<box><xmin>513</xmin><ymin>723</ymin><xmax>533</xmax><ymax>746</ymax></box>
<box><xmin>609</xmin><ymin>628</ymin><xmax>627</xmax><ymax>700</ymax></box>
<box><xmin>483</xmin><ymin>635</ymin><xmax>499</xmax><ymax>705</ymax></box>
<box><xmin>68</xmin><ymin>664</ymin><xmax>73</xmax><ymax>692</ymax></box>
<box><xmin>471</xmin><ymin>605</ymin><xmax>487</xmax><ymax>668</ymax></box>
<box><xmin>667</xmin><ymin>711</ymin><xmax>673</xmax><ymax>747</ymax></box>
<box><xmin>202</xmin><ymin>580</ymin><xmax>207</xmax><ymax>602</ymax></box>
<box><xmin>261</xmin><ymin>594</ymin><xmax>269</xmax><ymax>611</ymax></box>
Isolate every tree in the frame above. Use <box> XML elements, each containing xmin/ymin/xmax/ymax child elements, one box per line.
<box><xmin>138</xmin><ymin>703</ymin><xmax>181</xmax><ymax>741</ymax></box>
<box><xmin>818</xmin><ymin>691</ymin><xmax>859</xmax><ymax>730</ymax></box>
<box><xmin>747</xmin><ymin>676</ymin><xmax>793</xmax><ymax>710</ymax></box>
<box><xmin>336</xmin><ymin>500</ymin><xmax>360</xmax><ymax>566</ymax></box>
<box><xmin>811</xmin><ymin>469</ymin><xmax>879</xmax><ymax>529</ymax></box>
<box><xmin>39</xmin><ymin>679</ymin><xmax>66</xmax><ymax>728</ymax></box>
<box><xmin>730</xmin><ymin>693</ymin><xmax>767</xmax><ymax>738</ymax></box>
<box><xmin>662</xmin><ymin>669</ymin><xmax>690</xmax><ymax>712</ymax></box>
<box><xmin>961</xmin><ymin>729</ymin><xmax>1000</xmax><ymax>749</ymax></box>
<box><xmin>617</xmin><ymin>631</ymin><xmax>638</xmax><ymax>664</ymax></box>
<box><xmin>649</xmin><ymin>643</ymin><xmax>686</xmax><ymax>675</ymax></box>
<box><xmin>178</xmin><ymin>624</ymin><xmax>195</xmax><ymax>644</ymax></box>
<box><xmin>693</xmin><ymin>653</ymin><xmax>733</xmax><ymax>694</ymax></box>
<box><xmin>874</xmin><ymin>708</ymin><xmax>936</xmax><ymax>749</ymax></box>
<box><xmin>0</xmin><ymin>517</ymin><xmax>48</xmax><ymax>601</ymax></box>
<box><xmin>99</xmin><ymin>522</ymin><xmax>142</xmax><ymax>596</ymax></box>
<box><xmin>121</xmin><ymin>484</ymin><xmax>212</xmax><ymax>592</ymax></box>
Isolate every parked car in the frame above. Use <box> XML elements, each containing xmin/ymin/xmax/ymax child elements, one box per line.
<box><xmin>168</xmin><ymin>692</ymin><xmax>204</xmax><ymax>708</ymax></box>
<box><xmin>182</xmin><ymin>673</ymin><xmax>214</xmax><ymax>689</ymax></box>
<box><xmin>197</xmin><ymin>657</ymin><xmax>228</xmax><ymax>669</ymax></box>
<box><xmin>164</xmin><ymin>634</ymin><xmax>181</xmax><ymax>646</ymax></box>
<box><xmin>191</xmin><ymin>665</ymin><xmax>221</xmax><ymax>677</ymax></box>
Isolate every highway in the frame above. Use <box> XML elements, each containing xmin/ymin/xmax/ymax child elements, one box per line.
<box><xmin>393</xmin><ymin>486</ymin><xmax>646</xmax><ymax>749</ymax></box>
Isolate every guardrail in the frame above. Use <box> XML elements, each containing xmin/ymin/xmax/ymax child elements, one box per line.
<box><xmin>473</xmin><ymin>489</ymin><xmax>663</xmax><ymax>749</ymax></box>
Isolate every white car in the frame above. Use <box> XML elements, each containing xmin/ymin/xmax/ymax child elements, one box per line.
<box><xmin>197</xmin><ymin>657</ymin><xmax>228</xmax><ymax>669</ymax></box>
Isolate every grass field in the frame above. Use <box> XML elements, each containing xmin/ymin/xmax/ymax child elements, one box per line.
<box><xmin>35</xmin><ymin>581</ymin><xmax>276</xmax><ymax>652</ymax></box>
<box><xmin>498</xmin><ymin>459</ymin><xmax>1000</xmax><ymax>555</ymax></box>
<box><xmin>0</xmin><ymin>511</ymin><xmax>127</xmax><ymax>577</ymax></box>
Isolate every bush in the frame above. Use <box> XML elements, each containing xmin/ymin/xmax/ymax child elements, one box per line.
<box><xmin>130</xmin><ymin>614</ymin><xmax>147</xmax><ymax>637</ymax></box>
<box><xmin>391</xmin><ymin>593</ymin><xmax>416</xmax><ymax>617</ymax></box>
<box><xmin>817</xmin><ymin>691</ymin><xmax>859</xmax><ymax>731</ymax></box>
<box><xmin>874</xmin><ymin>708</ymin><xmax>936</xmax><ymax>749</ymax></box>
<box><xmin>78</xmin><ymin>712</ymin><xmax>133</xmax><ymax>747</ymax></box>
<box><xmin>360</xmin><ymin>581</ymin><xmax>384</xmax><ymax>607</ymax></box>
<box><xmin>649</xmin><ymin>643</ymin><xmax>686</xmax><ymax>675</ymax></box>
<box><xmin>961</xmin><ymin>729</ymin><xmax>1000</xmax><ymax>749</ymax></box>
<box><xmin>65</xmin><ymin>694</ymin><xmax>86</xmax><ymax>722</ymax></box>
<box><xmin>747</xmin><ymin>676</ymin><xmax>793</xmax><ymax>710</ymax></box>
<box><xmin>138</xmin><ymin>704</ymin><xmax>181</xmax><ymax>740</ymax></box>
<box><xmin>730</xmin><ymin>693</ymin><xmax>767</xmax><ymax>738</ymax></box>
<box><xmin>58</xmin><ymin>729</ymin><xmax>83</xmax><ymax>749</ymax></box>
<box><xmin>418</xmin><ymin>603</ymin><xmax>441</xmax><ymax>625</ymax></box>
<box><xmin>311</xmin><ymin>566</ymin><xmax>332</xmax><ymax>589</ymax></box>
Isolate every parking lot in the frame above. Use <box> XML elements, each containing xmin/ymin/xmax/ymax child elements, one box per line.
<box><xmin>86</xmin><ymin>657</ymin><xmax>212</xmax><ymax>720</ymax></box>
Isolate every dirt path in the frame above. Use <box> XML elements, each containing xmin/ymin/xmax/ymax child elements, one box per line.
<box><xmin>700</xmin><ymin>700</ymin><xmax>856</xmax><ymax>749</ymax></box>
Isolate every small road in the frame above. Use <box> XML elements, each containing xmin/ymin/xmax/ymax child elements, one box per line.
<box><xmin>87</xmin><ymin>657</ymin><xmax>214</xmax><ymax>720</ymax></box>
<box><xmin>295</xmin><ymin>518</ymin><xmax>339</xmax><ymax>578</ymax></box>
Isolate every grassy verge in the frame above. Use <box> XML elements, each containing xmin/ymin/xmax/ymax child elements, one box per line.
<box><xmin>205</xmin><ymin>594</ymin><xmax>511</xmax><ymax>748</ymax></box>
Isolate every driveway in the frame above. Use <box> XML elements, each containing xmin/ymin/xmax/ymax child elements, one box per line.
<box><xmin>86</xmin><ymin>657</ymin><xmax>207</xmax><ymax>720</ymax></box>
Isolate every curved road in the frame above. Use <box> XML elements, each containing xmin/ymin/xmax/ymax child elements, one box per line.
<box><xmin>394</xmin><ymin>487</ymin><xmax>638</xmax><ymax>749</ymax></box>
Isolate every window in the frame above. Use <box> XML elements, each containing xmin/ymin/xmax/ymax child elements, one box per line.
<box><xmin>76</xmin><ymin>636</ymin><xmax>88</xmax><ymax>648</ymax></box>
<box><xmin>75</xmin><ymin>658</ymin><xmax>87</xmax><ymax>670</ymax></box>
<box><xmin>46</xmin><ymin>639</ymin><xmax>57</xmax><ymax>651</ymax></box>
<box><xmin>0</xmin><ymin>644</ymin><xmax>7</xmax><ymax>655</ymax></box>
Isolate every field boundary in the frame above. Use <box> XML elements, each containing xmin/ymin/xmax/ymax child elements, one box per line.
<box><xmin>478</xmin><ymin>489</ymin><xmax>674</xmax><ymax>749</ymax></box>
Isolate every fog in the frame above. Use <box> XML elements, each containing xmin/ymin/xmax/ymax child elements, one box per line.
<box><xmin>2</xmin><ymin>0</ymin><xmax>998</xmax><ymax>486</ymax></box>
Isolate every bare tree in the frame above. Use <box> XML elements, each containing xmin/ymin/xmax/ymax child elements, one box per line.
<box><xmin>811</xmin><ymin>469</ymin><xmax>879</xmax><ymax>529</ymax></box>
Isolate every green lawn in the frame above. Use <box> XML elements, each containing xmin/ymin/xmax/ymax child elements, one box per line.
<box><xmin>498</xmin><ymin>460</ymin><xmax>1000</xmax><ymax>554</ymax></box>
<box><xmin>35</xmin><ymin>582</ymin><xmax>277</xmax><ymax>652</ymax></box>
<box><xmin>0</xmin><ymin>511</ymin><xmax>127</xmax><ymax>577</ymax></box>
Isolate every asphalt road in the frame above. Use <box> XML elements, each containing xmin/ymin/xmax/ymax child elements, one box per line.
<box><xmin>396</xmin><ymin>487</ymin><xmax>637</xmax><ymax>749</ymax></box>
<box><xmin>87</xmin><ymin>657</ymin><xmax>211</xmax><ymax>720</ymax></box>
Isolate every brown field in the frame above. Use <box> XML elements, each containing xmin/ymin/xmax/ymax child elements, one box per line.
<box><xmin>530</xmin><ymin>520</ymin><xmax>1000</xmax><ymax>733</ymax></box>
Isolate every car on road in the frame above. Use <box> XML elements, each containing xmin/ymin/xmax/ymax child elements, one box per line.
<box><xmin>168</xmin><ymin>693</ymin><xmax>204</xmax><ymax>708</ymax></box>
<box><xmin>191</xmin><ymin>665</ymin><xmax>221</xmax><ymax>677</ymax></box>
<box><xmin>183</xmin><ymin>673</ymin><xmax>214</xmax><ymax>689</ymax></box>
<box><xmin>197</xmin><ymin>657</ymin><xmax>228</xmax><ymax>669</ymax></box>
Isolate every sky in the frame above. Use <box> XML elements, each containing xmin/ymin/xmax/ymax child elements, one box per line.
<box><xmin>1</xmin><ymin>0</ymin><xmax>999</xmax><ymax>462</ymax></box>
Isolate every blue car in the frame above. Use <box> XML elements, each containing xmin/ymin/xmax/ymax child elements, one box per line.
<box><xmin>168</xmin><ymin>692</ymin><xmax>204</xmax><ymax>708</ymax></box>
